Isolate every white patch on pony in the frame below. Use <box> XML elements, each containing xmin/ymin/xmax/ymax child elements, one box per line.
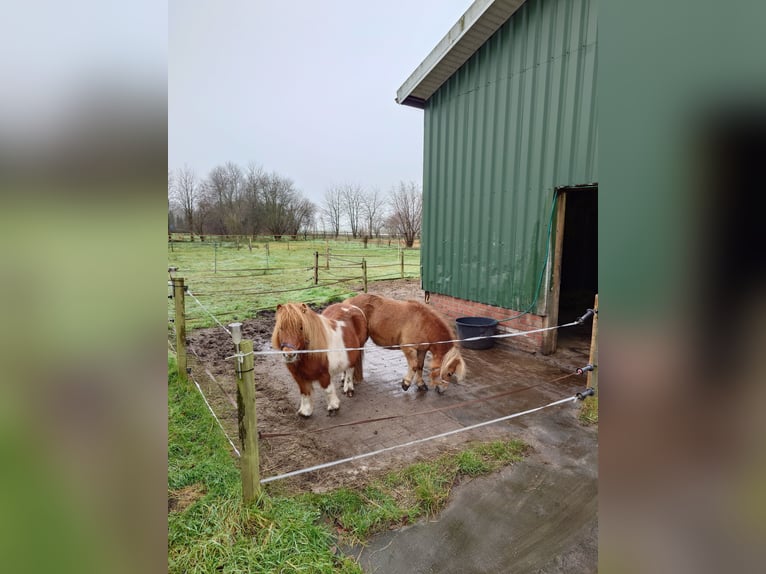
<box><xmin>325</xmin><ymin>382</ymin><xmax>340</xmax><ymax>411</ymax></box>
<box><xmin>298</xmin><ymin>394</ymin><xmax>313</xmax><ymax>417</ymax></box>
<box><xmin>324</xmin><ymin>320</ymin><xmax>350</xmax><ymax>376</ymax></box>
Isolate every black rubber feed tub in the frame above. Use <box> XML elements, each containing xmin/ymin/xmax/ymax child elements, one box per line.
<box><xmin>455</xmin><ymin>317</ymin><xmax>498</xmax><ymax>350</ymax></box>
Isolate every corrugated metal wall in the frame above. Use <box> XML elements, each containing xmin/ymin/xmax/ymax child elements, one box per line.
<box><xmin>422</xmin><ymin>0</ymin><xmax>597</xmax><ymax>313</ymax></box>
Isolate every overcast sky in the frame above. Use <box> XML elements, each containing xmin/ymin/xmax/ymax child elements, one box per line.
<box><xmin>169</xmin><ymin>0</ymin><xmax>472</xmax><ymax>204</ymax></box>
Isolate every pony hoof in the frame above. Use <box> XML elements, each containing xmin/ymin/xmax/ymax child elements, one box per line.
<box><xmin>416</xmin><ymin>385</ymin><xmax>429</xmax><ymax>393</ymax></box>
<box><xmin>298</xmin><ymin>412</ymin><xmax>312</xmax><ymax>419</ymax></box>
<box><xmin>327</xmin><ymin>408</ymin><xmax>339</xmax><ymax>417</ymax></box>
<box><xmin>401</xmin><ymin>381</ymin><xmax>411</xmax><ymax>391</ymax></box>
<box><xmin>436</xmin><ymin>386</ymin><xmax>446</xmax><ymax>395</ymax></box>
<box><xmin>345</xmin><ymin>389</ymin><xmax>354</xmax><ymax>398</ymax></box>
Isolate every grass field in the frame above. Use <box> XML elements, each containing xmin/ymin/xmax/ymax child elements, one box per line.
<box><xmin>167</xmin><ymin>356</ymin><xmax>528</xmax><ymax>573</ymax></box>
<box><xmin>167</xmin><ymin>236</ymin><xmax>420</xmax><ymax>330</ymax></box>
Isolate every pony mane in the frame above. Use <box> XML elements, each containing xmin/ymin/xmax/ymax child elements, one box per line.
<box><xmin>442</xmin><ymin>345</ymin><xmax>466</xmax><ymax>382</ymax></box>
<box><xmin>273</xmin><ymin>303</ymin><xmax>328</xmax><ymax>350</ymax></box>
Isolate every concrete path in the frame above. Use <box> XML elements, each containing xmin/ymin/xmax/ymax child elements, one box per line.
<box><xmin>346</xmin><ymin>341</ymin><xmax>598</xmax><ymax>573</ymax></box>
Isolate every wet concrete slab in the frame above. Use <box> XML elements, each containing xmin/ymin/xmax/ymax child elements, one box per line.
<box><xmin>350</xmin><ymin>450</ymin><xmax>597</xmax><ymax>574</ymax></box>
<box><xmin>341</xmin><ymin>339</ymin><xmax>598</xmax><ymax>573</ymax></box>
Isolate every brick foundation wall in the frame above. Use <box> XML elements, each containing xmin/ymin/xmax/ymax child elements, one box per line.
<box><xmin>429</xmin><ymin>293</ymin><xmax>544</xmax><ymax>353</ymax></box>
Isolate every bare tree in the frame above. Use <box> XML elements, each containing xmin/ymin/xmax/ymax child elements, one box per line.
<box><xmin>340</xmin><ymin>183</ymin><xmax>364</xmax><ymax>238</ymax></box>
<box><xmin>242</xmin><ymin>162</ymin><xmax>265</xmax><ymax>236</ymax></box>
<box><xmin>172</xmin><ymin>165</ymin><xmax>198</xmax><ymax>234</ymax></box>
<box><xmin>288</xmin><ymin>198</ymin><xmax>317</xmax><ymax>237</ymax></box>
<box><xmin>167</xmin><ymin>169</ymin><xmax>175</xmax><ymax>233</ymax></box>
<box><xmin>261</xmin><ymin>172</ymin><xmax>307</xmax><ymax>237</ymax></box>
<box><xmin>361</xmin><ymin>187</ymin><xmax>387</xmax><ymax>237</ymax></box>
<box><xmin>171</xmin><ymin>159</ymin><xmax>318</xmax><ymax>239</ymax></box>
<box><xmin>321</xmin><ymin>186</ymin><xmax>344</xmax><ymax>238</ymax></box>
<box><xmin>204</xmin><ymin>162</ymin><xmax>244</xmax><ymax>234</ymax></box>
<box><xmin>389</xmin><ymin>181</ymin><xmax>422</xmax><ymax>247</ymax></box>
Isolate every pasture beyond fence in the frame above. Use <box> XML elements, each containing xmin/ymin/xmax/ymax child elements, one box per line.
<box><xmin>167</xmin><ymin>238</ymin><xmax>597</xmax><ymax>503</ymax></box>
<box><xmin>168</xmin><ymin>236</ymin><xmax>421</xmax><ymax>332</ymax></box>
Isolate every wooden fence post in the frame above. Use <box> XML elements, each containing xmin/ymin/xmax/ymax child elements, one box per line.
<box><xmin>314</xmin><ymin>251</ymin><xmax>319</xmax><ymax>285</ymax></box>
<box><xmin>400</xmin><ymin>249</ymin><xmax>405</xmax><ymax>278</ymax></box>
<box><xmin>362</xmin><ymin>258</ymin><xmax>368</xmax><ymax>293</ymax></box>
<box><xmin>235</xmin><ymin>339</ymin><xmax>260</xmax><ymax>502</ymax></box>
<box><xmin>172</xmin><ymin>277</ymin><xmax>187</xmax><ymax>382</ymax></box>
<box><xmin>587</xmin><ymin>294</ymin><xmax>598</xmax><ymax>389</ymax></box>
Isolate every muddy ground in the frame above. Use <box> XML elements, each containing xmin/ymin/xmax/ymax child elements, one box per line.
<box><xmin>185</xmin><ymin>279</ymin><xmax>594</xmax><ymax>492</ymax></box>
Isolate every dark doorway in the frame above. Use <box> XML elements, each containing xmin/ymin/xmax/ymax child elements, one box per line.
<box><xmin>552</xmin><ymin>186</ymin><xmax>598</xmax><ymax>359</ymax></box>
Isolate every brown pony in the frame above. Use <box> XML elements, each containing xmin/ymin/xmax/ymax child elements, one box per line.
<box><xmin>271</xmin><ymin>302</ymin><xmax>368</xmax><ymax>417</ymax></box>
<box><xmin>344</xmin><ymin>293</ymin><xmax>466</xmax><ymax>393</ymax></box>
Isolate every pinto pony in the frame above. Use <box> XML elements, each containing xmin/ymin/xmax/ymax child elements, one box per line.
<box><xmin>344</xmin><ymin>293</ymin><xmax>466</xmax><ymax>393</ymax></box>
<box><xmin>271</xmin><ymin>302</ymin><xmax>368</xmax><ymax>417</ymax></box>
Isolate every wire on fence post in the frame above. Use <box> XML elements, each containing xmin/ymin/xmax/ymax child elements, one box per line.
<box><xmin>587</xmin><ymin>294</ymin><xmax>598</xmax><ymax>389</ymax></box>
<box><xmin>234</xmin><ymin>337</ymin><xmax>261</xmax><ymax>502</ymax></box>
<box><xmin>171</xmin><ymin>277</ymin><xmax>187</xmax><ymax>382</ymax></box>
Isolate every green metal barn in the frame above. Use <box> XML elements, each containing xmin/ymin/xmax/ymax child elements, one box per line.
<box><xmin>397</xmin><ymin>0</ymin><xmax>597</xmax><ymax>354</ymax></box>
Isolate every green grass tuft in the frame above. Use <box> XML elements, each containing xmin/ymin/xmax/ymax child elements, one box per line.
<box><xmin>579</xmin><ymin>393</ymin><xmax>599</xmax><ymax>425</ymax></box>
<box><xmin>168</xmin><ymin>356</ymin><xmax>361</xmax><ymax>573</ymax></box>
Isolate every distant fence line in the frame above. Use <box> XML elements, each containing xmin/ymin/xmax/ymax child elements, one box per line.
<box><xmin>176</xmin><ymin>258</ymin><xmax>419</xmax><ymax>330</ymax></box>
<box><xmin>168</xmin><ymin>231</ymin><xmax>420</xmax><ymax>246</ymax></box>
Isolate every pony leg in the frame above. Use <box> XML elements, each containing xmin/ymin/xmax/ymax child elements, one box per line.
<box><xmin>400</xmin><ymin>352</ymin><xmax>415</xmax><ymax>390</ymax></box>
<box><xmin>414</xmin><ymin>349</ymin><xmax>428</xmax><ymax>391</ymax></box>
<box><xmin>429</xmin><ymin>356</ymin><xmax>445</xmax><ymax>394</ymax></box>
<box><xmin>401</xmin><ymin>348</ymin><xmax>428</xmax><ymax>391</ymax></box>
<box><xmin>353</xmin><ymin>350</ymin><xmax>364</xmax><ymax>383</ymax></box>
<box><xmin>297</xmin><ymin>389</ymin><xmax>314</xmax><ymax>418</ymax></box>
<box><xmin>342</xmin><ymin>368</ymin><xmax>355</xmax><ymax>397</ymax></box>
<box><xmin>321</xmin><ymin>374</ymin><xmax>340</xmax><ymax>415</ymax></box>
<box><xmin>345</xmin><ymin>350</ymin><xmax>362</xmax><ymax>397</ymax></box>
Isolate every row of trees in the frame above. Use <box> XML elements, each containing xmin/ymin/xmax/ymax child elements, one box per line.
<box><xmin>168</xmin><ymin>162</ymin><xmax>423</xmax><ymax>246</ymax></box>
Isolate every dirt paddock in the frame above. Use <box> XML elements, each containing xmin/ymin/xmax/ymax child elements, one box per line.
<box><xmin>185</xmin><ymin>279</ymin><xmax>595</xmax><ymax>494</ymax></box>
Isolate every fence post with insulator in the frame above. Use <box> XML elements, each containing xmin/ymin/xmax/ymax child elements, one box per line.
<box><xmin>587</xmin><ymin>294</ymin><xmax>598</xmax><ymax>390</ymax></box>
<box><xmin>230</xmin><ymin>323</ymin><xmax>261</xmax><ymax>502</ymax></box>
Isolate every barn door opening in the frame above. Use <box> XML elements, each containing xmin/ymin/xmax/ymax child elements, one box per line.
<box><xmin>542</xmin><ymin>185</ymin><xmax>598</xmax><ymax>357</ymax></box>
